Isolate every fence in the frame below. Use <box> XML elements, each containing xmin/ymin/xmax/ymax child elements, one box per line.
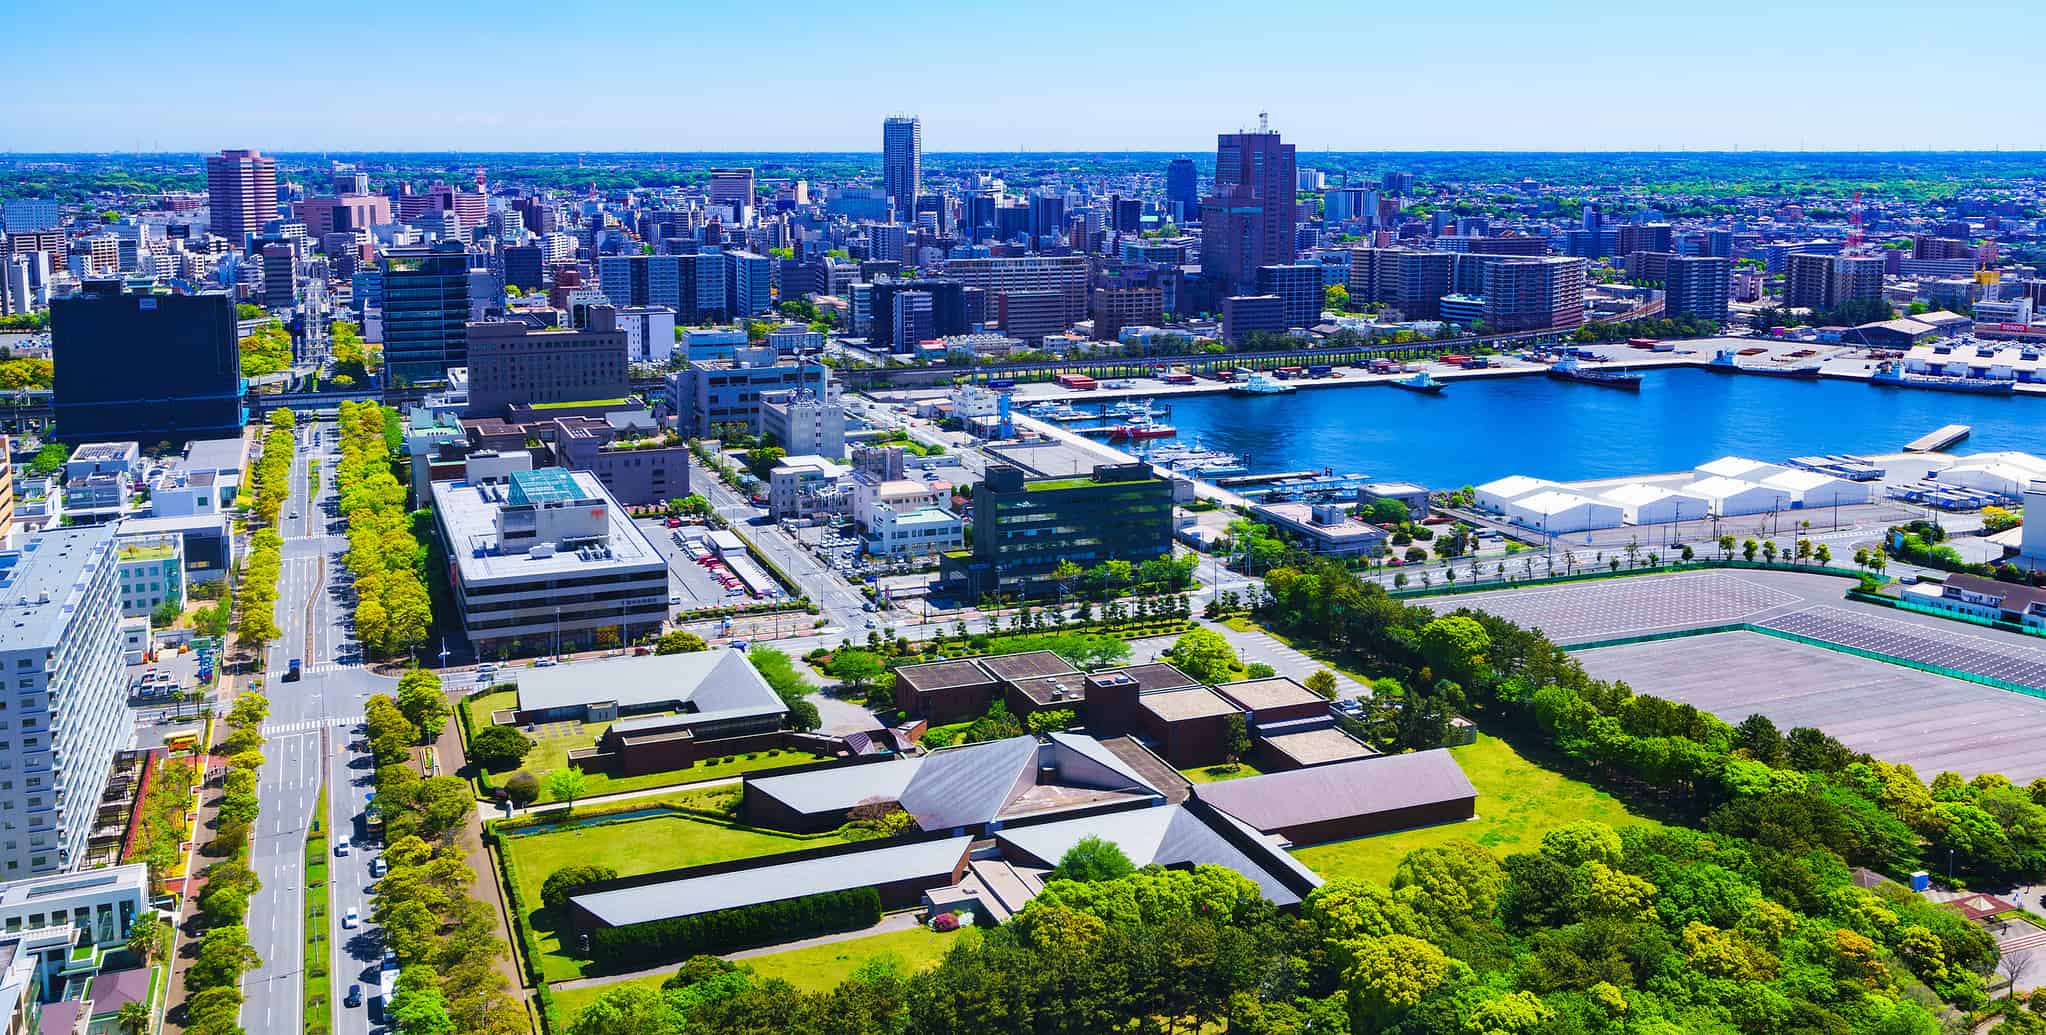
<box><xmin>1389</xmin><ymin>560</ymin><xmax>1871</xmax><ymax>600</ymax></box>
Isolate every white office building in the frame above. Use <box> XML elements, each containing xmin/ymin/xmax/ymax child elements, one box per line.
<box><xmin>0</xmin><ymin>525</ymin><xmax>129</xmax><ymax>876</ymax></box>
<box><xmin>618</xmin><ymin>305</ymin><xmax>677</xmax><ymax>364</ymax></box>
<box><xmin>431</xmin><ymin>465</ymin><xmax>667</xmax><ymax>658</ymax></box>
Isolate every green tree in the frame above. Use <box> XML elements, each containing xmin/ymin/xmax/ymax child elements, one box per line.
<box><xmin>545</xmin><ymin>767</ymin><xmax>590</xmax><ymax>812</ymax></box>
<box><xmin>396</xmin><ymin>668</ymin><xmax>449</xmax><ymax>743</ymax></box>
<box><xmin>542</xmin><ymin>864</ymin><xmax>621</xmax><ymax>913</ymax></box>
<box><xmin>566</xmin><ymin>984</ymin><xmax>688</xmax><ymax>1035</ymax></box>
<box><xmin>1341</xmin><ymin>934</ymin><xmax>1457</xmax><ymax>1026</ymax></box>
<box><xmin>654</xmin><ymin>630</ymin><xmax>708</xmax><ymax>654</ymax></box>
<box><xmin>1417</xmin><ymin>615</ymin><xmax>1490</xmax><ymax>686</ymax></box>
<box><xmin>829</xmin><ymin>650</ymin><xmax>887</xmax><ymax>699</ymax></box>
<box><xmin>1742</xmin><ymin>538</ymin><xmax>1759</xmax><ymax>562</ymax></box>
<box><xmin>469</xmin><ymin>725</ymin><xmax>534</xmax><ymax>772</ymax></box>
<box><xmin>503</xmin><ymin>771</ymin><xmax>541</xmax><ymax>807</ymax></box>
<box><xmin>389</xmin><ymin>966</ymin><xmax>457</xmax><ymax>1035</ymax></box>
<box><xmin>1166</xmin><ymin>627</ymin><xmax>1237</xmax><ymax>684</ymax></box>
<box><xmin>1051</xmin><ymin>835</ymin><xmax>1136</xmax><ymax>883</ymax></box>
<box><xmin>1325</xmin><ymin>283</ymin><xmax>1351</xmax><ymax>311</ymax></box>
<box><xmin>1305</xmin><ymin>669</ymin><xmax>1340</xmax><ymax>700</ymax></box>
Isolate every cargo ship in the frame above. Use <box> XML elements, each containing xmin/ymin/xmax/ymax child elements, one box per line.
<box><xmin>1871</xmin><ymin>363</ymin><xmax>2016</xmax><ymax>394</ymax></box>
<box><xmin>1389</xmin><ymin>371</ymin><xmax>1446</xmax><ymax>394</ymax></box>
<box><xmin>1232</xmin><ymin>372</ymin><xmax>1297</xmax><ymax>395</ymax></box>
<box><xmin>1546</xmin><ymin>355</ymin><xmax>1642</xmax><ymax>390</ymax></box>
<box><xmin>1707</xmin><ymin>348</ymin><xmax>1821</xmax><ymax>377</ymax></box>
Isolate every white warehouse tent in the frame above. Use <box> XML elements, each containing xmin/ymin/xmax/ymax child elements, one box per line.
<box><xmin>1598</xmin><ymin>483</ymin><xmax>1712</xmax><ymax>525</ymax></box>
<box><xmin>1759</xmin><ymin>470</ymin><xmax>1872</xmax><ymax>509</ymax></box>
<box><xmin>1504</xmin><ymin>491</ymin><xmax>1624</xmax><ymax>534</ymax></box>
<box><xmin>1475</xmin><ymin>475</ymin><xmax>1561</xmax><ymax>513</ymax></box>
<box><xmin>1695</xmin><ymin>456</ymin><xmax>1787</xmax><ymax>482</ymax></box>
<box><xmin>1937</xmin><ymin>462</ymin><xmax>2037</xmax><ymax>499</ymax></box>
<box><xmin>1682</xmin><ymin>476</ymin><xmax>1793</xmax><ymax>517</ymax></box>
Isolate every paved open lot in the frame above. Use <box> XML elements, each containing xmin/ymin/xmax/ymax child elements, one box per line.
<box><xmin>1758</xmin><ymin>606</ymin><xmax>2046</xmax><ymax>692</ymax></box>
<box><xmin>1577</xmin><ymin>631</ymin><xmax>2046</xmax><ymax>783</ymax></box>
<box><xmin>1424</xmin><ymin>571</ymin><xmax>1806</xmax><ymax>644</ymax></box>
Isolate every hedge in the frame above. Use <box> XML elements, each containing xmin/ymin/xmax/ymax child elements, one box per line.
<box><xmin>586</xmin><ymin>886</ymin><xmax>880</xmax><ymax>968</ymax></box>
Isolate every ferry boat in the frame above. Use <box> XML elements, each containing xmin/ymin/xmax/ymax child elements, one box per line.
<box><xmin>1707</xmin><ymin>348</ymin><xmax>1821</xmax><ymax>377</ymax></box>
<box><xmin>1871</xmin><ymin>363</ymin><xmax>2016</xmax><ymax>394</ymax></box>
<box><xmin>1232</xmin><ymin>372</ymin><xmax>1297</xmax><ymax>395</ymax></box>
<box><xmin>1546</xmin><ymin>355</ymin><xmax>1643</xmax><ymax>390</ymax></box>
<box><xmin>1389</xmin><ymin>371</ymin><xmax>1446</xmax><ymax>394</ymax></box>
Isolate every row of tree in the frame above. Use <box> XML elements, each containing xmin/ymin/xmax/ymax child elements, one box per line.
<box><xmin>238</xmin><ymin>320</ymin><xmax>293</xmax><ymax>377</ymax></box>
<box><xmin>236</xmin><ymin>409</ymin><xmax>295</xmax><ymax>652</ymax></box>
<box><xmin>335</xmin><ymin>400</ymin><xmax>432</xmax><ymax>657</ymax></box>
<box><xmin>181</xmin><ymin>690</ymin><xmax>270</xmax><ymax>1035</ymax></box>
<box><xmin>362</xmin><ymin>675</ymin><xmax>525</xmax><ymax>1035</ymax></box>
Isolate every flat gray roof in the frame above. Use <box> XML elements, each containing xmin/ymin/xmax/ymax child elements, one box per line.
<box><xmin>431</xmin><ymin>469</ymin><xmax>664</xmax><ymax>585</ymax></box>
<box><xmin>1215</xmin><ymin>677</ymin><xmax>1324</xmax><ymax>712</ymax></box>
<box><xmin>514</xmin><ymin>648</ymin><xmax>785</xmax><ymax>722</ymax></box>
<box><xmin>1141</xmin><ymin>686</ymin><xmax>1241</xmax><ymax>722</ymax></box>
<box><xmin>571</xmin><ymin>835</ymin><xmax>973</xmax><ymax>927</ymax></box>
<box><xmin>1195</xmin><ymin>749</ymin><xmax>1476</xmax><ymax>833</ymax></box>
<box><xmin>182</xmin><ymin>436</ymin><xmax>245</xmax><ymax>475</ymax></box>
<box><xmin>0</xmin><ymin>524</ymin><xmax>117</xmax><ymax>650</ymax></box>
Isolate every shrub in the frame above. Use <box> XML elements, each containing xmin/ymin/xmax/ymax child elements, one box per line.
<box><xmin>503</xmin><ymin>771</ymin><xmax>541</xmax><ymax>807</ymax></box>
<box><xmin>585</xmin><ymin>887</ymin><xmax>882</xmax><ymax>968</ymax></box>
<box><xmin>931</xmin><ymin>912</ymin><xmax>960</xmax><ymax>932</ymax></box>
<box><xmin>542</xmin><ymin>864</ymin><xmax>620</xmax><ymax>914</ymax></box>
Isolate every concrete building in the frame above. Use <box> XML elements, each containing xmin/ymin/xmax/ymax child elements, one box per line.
<box><xmin>767</xmin><ymin>456</ymin><xmax>851</xmax><ymax>520</ymax></box>
<box><xmin>1256</xmin><ymin>264</ymin><xmax>1324</xmax><ymax>330</ymax></box>
<box><xmin>382</xmin><ymin>242</ymin><xmax>474</xmax><ymax>382</ymax></box>
<box><xmin>0</xmin><ymin>525</ymin><xmax>129</xmax><ymax>876</ymax></box>
<box><xmin>464</xmin><ymin>307</ymin><xmax>630</xmax><ymax>417</ymax></box>
<box><xmin>112</xmin><ymin>533</ymin><xmax>183</xmax><ymax>620</ymax></box>
<box><xmin>1249</xmin><ymin>502</ymin><xmax>1388</xmax><ymax>557</ymax></box>
<box><xmin>1221</xmin><ymin>294</ymin><xmax>1286</xmax><ymax>345</ymax></box>
<box><xmin>1200</xmin><ymin>127</ymin><xmax>1297</xmax><ymax>295</ymax></box>
<box><xmin>1482</xmin><ymin>256</ymin><xmax>1586</xmax><ymax>332</ymax></box>
<box><xmin>1665</xmin><ymin>255</ymin><xmax>1731</xmax><ymax>322</ymax></box>
<box><xmin>756</xmin><ymin>385</ymin><xmax>845</xmax><ymax>459</ymax></box>
<box><xmin>941</xmin><ymin>463</ymin><xmax>1174</xmax><ymax>601</ymax></box>
<box><xmin>617</xmin><ymin>305</ymin><xmax>677</xmax><ymax>364</ymax></box>
<box><xmin>430</xmin><ymin>465</ymin><xmax>666</xmax><ymax>658</ymax></box>
<box><xmin>995</xmin><ymin>290</ymin><xmax>1064</xmax><ymax>344</ymax></box>
<box><xmin>863</xmin><ymin>503</ymin><xmax>963</xmax><ymax>559</ymax></box>
<box><xmin>1786</xmin><ymin>253</ymin><xmax>1884</xmax><ymax>311</ymax></box>
<box><xmin>937</xmin><ymin>256</ymin><xmax>1089</xmax><ymax>327</ymax></box>
<box><xmin>667</xmin><ymin>356</ymin><xmax>833</xmax><ymax>438</ymax></box>
<box><xmin>882</xmin><ymin>116</ymin><xmax>922</xmax><ymax>223</ymax></box>
<box><xmin>1904</xmin><ymin>573</ymin><xmax>2046</xmax><ymax>631</ymax></box>
<box><xmin>546</xmin><ymin>413</ymin><xmax>690</xmax><ymax>508</ymax></box>
<box><xmin>1358</xmin><ymin>482</ymin><xmax>1429</xmax><ymax>520</ymax></box>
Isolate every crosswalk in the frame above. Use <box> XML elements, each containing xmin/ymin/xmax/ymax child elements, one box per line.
<box><xmin>261</xmin><ymin>715</ymin><xmax>364</xmax><ymax>737</ymax></box>
<box><xmin>280</xmin><ymin>661</ymin><xmax>354</xmax><ymax>677</ymax></box>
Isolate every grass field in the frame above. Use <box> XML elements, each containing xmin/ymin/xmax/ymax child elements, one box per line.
<box><xmin>1290</xmin><ymin>733</ymin><xmax>1668</xmax><ymax>886</ymax></box>
<box><xmin>549</xmin><ymin>925</ymin><xmax>967</xmax><ymax>1021</ymax></box>
<box><xmin>1181</xmin><ymin>761</ymin><xmax>1265</xmax><ymax>784</ymax></box>
<box><xmin>461</xmin><ymin>688</ymin><xmax>822</xmax><ymax>801</ymax></box>
<box><xmin>502</xmin><ymin>809</ymin><xmax>848</xmax><ymax>982</ymax></box>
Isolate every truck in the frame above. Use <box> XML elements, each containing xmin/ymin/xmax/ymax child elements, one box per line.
<box><xmin>1306</xmin><ymin>365</ymin><xmax>1334</xmax><ymax>377</ymax></box>
<box><xmin>284</xmin><ymin>659</ymin><xmax>302</xmax><ymax>682</ymax></box>
<box><xmin>986</xmin><ymin>378</ymin><xmax>1016</xmax><ymax>389</ymax></box>
<box><xmin>372</xmin><ymin>951</ymin><xmax>400</xmax><ymax>1022</ymax></box>
<box><xmin>1053</xmin><ymin>373</ymin><xmax>1098</xmax><ymax>390</ymax></box>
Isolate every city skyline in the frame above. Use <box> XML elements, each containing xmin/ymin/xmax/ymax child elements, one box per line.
<box><xmin>6</xmin><ymin>0</ymin><xmax>2046</xmax><ymax>153</ymax></box>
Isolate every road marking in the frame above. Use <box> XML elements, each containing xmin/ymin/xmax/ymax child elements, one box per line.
<box><xmin>261</xmin><ymin>715</ymin><xmax>365</xmax><ymax>737</ymax></box>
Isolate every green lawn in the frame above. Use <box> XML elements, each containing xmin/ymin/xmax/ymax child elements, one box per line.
<box><xmin>502</xmin><ymin>809</ymin><xmax>848</xmax><ymax>982</ymax></box>
<box><xmin>462</xmin><ymin>688</ymin><xmax>823</xmax><ymax>801</ymax></box>
<box><xmin>1290</xmin><ymin>733</ymin><xmax>1668</xmax><ymax>886</ymax></box>
<box><xmin>549</xmin><ymin>925</ymin><xmax>967</xmax><ymax>1021</ymax></box>
<box><xmin>1181</xmin><ymin>761</ymin><xmax>1265</xmax><ymax>784</ymax></box>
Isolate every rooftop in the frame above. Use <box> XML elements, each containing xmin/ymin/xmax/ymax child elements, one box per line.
<box><xmin>1194</xmin><ymin>749</ymin><xmax>1477</xmax><ymax>835</ymax></box>
<box><xmin>0</xmin><ymin>525</ymin><xmax>119</xmax><ymax>650</ymax></box>
<box><xmin>1140</xmin><ymin>686</ymin><xmax>1242</xmax><ymax>723</ymax></box>
<box><xmin>977</xmin><ymin>651</ymin><xmax>1079</xmax><ymax>683</ymax></box>
<box><xmin>1215</xmin><ymin>676</ymin><xmax>1324</xmax><ymax>713</ymax></box>
<box><xmin>431</xmin><ymin>469</ymin><xmax>663</xmax><ymax>585</ymax></box>
<box><xmin>513</xmin><ymin>648</ymin><xmax>785</xmax><ymax>722</ymax></box>
<box><xmin>1259</xmin><ymin>727</ymin><xmax>1380</xmax><ymax>767</ymax></box>
<box><xmin>993</xmin><ymin>804</ymin><xmax>1318</xmax><ymax>908</ymax></box>
<box><xmin>571</xmin><ymin>836</ymin><xmax>974</xmax><ymax>928</ymax></box>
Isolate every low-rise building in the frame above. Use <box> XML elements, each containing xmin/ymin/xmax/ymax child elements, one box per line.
<box><xmin>1358</xmin><ymin>482</ymin><xmax>1429</xmax><ymax>520</ymax></box>
<box><xmin>112</xmin><ymin>534</ymin><xmax>182</xmax><ymax>620</ymax></box>
<box><xmin>767</xmin><ymin>455</ymin><xmax>851</xmax><ymax>520</ymax></box>
<box><xmin>1905</xmin><ymin>573</ymin><xmax>2046</xmax><ymax>631</ymax></box>
<box><xmin>667</xmin><ymin>355</ymin><xmax>833</xmax><ymax>438</ymax></box>
<box><xmin>1249</xmin><ymin>502</ymin><xmax>1388</xmax><ymax>558</ymax></box>
<box><xmin>941</xmin><ymin>463</ymin><xmax>1174</xmax><ymax>601</ymax></box>
<box><xmin>862</xmin><ymin>503</ymin><xmax>963</xmax><ymax>559</ymax></box>
<box><xmin>757</xmin><ymin>385</ymin><xmax>845</xmax><ymax>459</ymax></box>
<box><xmin>506</xmin><ymin>650</ymin><xmax>790</xmax><ymax>775</ymax></box>
<box><xmin>430</xmin><ymin>464</ymin><xmax>666</xmax><ymax>658</ymax></box>
<box><xmin>546</xmin><ymin>412</ymin><xmax>689</xmax><ymax>507</ymax></box>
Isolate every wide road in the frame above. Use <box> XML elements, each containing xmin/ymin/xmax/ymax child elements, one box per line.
<box><xmin>240</xmin><ymin>420</ymin><xmax>395</xmax><ymax>1035</ymax></box>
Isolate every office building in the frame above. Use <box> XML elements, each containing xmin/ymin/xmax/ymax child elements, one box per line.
<box><xmin>50</xmin><ymin>282</ymin><xmax>244</xmax><ymax>445</ymax></box>
<box><xmin>596</xmin><ymin>253</ymin><xmax>727</xmax><ymax>324</ymax></box>
<box><xmin>1221</xmin><ymin>295</ymin><xmax>1286</xmax><ymax>345</ymax></box>
<box><xmin>1257</xmin><ymin>264</ymin><xmax>1323</xmax><ymax>329</ymax></box>
<box><xmin>113</xmin><ymin>532</ymin><xmax>184</xmax><ymax>620</ymax></box>
<box><xmin>941</xmin><ymin>463</ymin><xmax>1173</xmax><ymax>601</ymax></box>
<box><xmin>725</xmin><ymin>251</ymin><xmax>772</xmax><ymax>317</ymax></box>
<box><xmin>1786</xmin><ymin>253</ymin><xmax>1885</xmax><ymax>311</ymax></box>
<box><xmin>1200</xmin><ymin>126</ymin><xmax>1296</xmax><ymax>294</ymax></box>
<box><xmin>1165</xmin><ymin>158</ymin><xmax>1200</xmax><ymax>224</ymax></box>
<box><xmin>864</xmin><ymin>503</ymin><xmax>963</xmax><ymax>559</ymax></box>
<box><xmin>1665</xmin><ymin>256</ymin><xmax>1731</xmax><ymax>322</ymax></box>
<box><xmin>667</xmin><ymin>356</ymin><xmax>833</xmax><ymax>437</ymax></box>
<box><xmin>1617</xmin><ymin>223</ymin><xmax>1674</xmax><ymax>256</ymax></box>
<box><xmin>546</xmin><ymin>413</ymin><xmax>689</xmax><ymax>508</ymax></box>
<box><xmin>0</xmin><ymin>524</ymin><xmax>129</xmax><ymax>875</ymax></box>
<box><xmin>1</xmin><ymin>201</ymin><xmax>58</xmax><ymax>236</ymax></box>
<box><xmin>296</xmin><ymin>194</ymin><xmax>391</xmax><ymax>238</ymax></box>
<box><xmin>882</xmin><ymin>116</ymin><xmax>922</xmax><ymax>223</ymax></box>
<box><xmin>937</xmin><ymin>255</ymin><xmax>1087</xmax><ymax>325</ymax></box>
<box><xmin>464</xmin><ymin>307</ymin><xmax>630</xmax><ymax>417</ymax></box>
<box><xmin>1090</xmin><ymin>288</ymin><xmax>1164</xmax><ymax>342</ymax></box>
<box><xmin>204</xmin><ymin>149</ymin><xmax>277</xmax><ymax>244</ymax></box>
<box><xmin>431</xmin><ymin>465</ymin><xmax>666</xmax><ymax>658</ymax></box>
<box><xmin>617</xmin><ymin>305</ymin><xmax>677</xmax><ymax>364</ymax></box>
<box><xmin>996</xmin><ymin>291</ymin><xmax>1064</xmax><ymax>344</ymax></box>
<box><xmin>258</xmin><ymin>242</ymin><xmax>297</xmax><ymax>310</ymax></box>
<box><xmin>502</xmin><ymin>244</ymin><xmax>543</xmax><ymax>292</ymax></box>
<box><xmin>757</xmin><ymin>385</ymin><xmax>846</xmax><ymax>459</ymax></box>
<box><xmin>708</xmin><ymin>169</ymin><xmax>755</xmax><ymax>213</ymax></box>
<box><xmin>382</xmin><ymin>242</ymin><xmax>473</xmax><ymax>381</ymax></box>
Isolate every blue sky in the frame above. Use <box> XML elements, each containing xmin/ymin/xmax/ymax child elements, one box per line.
<box><xmin>4</xmin><ymin>0</ymin><xmax>2044</xmax><ymax>153</ymax></box>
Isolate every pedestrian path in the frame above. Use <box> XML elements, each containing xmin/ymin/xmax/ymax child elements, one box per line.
<box><xmin>261</xmin><ymin>715</ymin><xmax>364</xmax><ymax>737</ymax></box>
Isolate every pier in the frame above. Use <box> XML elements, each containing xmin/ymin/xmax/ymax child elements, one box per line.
<box><xmin>1905</xmin><ymin>424</ymin><xmax>1971</xmax><ymax>452</ymax></box>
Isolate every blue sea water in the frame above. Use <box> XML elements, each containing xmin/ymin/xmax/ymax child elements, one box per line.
<box><xmin>1133</xmin><ymin>368</ymin><xmax>2046</xmax><ymax>488</ymax></box>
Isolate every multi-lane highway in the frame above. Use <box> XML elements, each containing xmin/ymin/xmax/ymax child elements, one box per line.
<box><xmin>240</xmin><ymin>420</ymin><xmax>394</xmax><ymax>1035</ymax></box>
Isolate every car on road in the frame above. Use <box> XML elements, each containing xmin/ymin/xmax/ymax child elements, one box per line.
<box><xmin>534</xmin><ymin>658</ymin><xmax>557</xmax><ymax>667</ymax></box>
<box><xmin>343</xmin><ymin>907</ymin><xmax>360</xmax><ymax>929</ymax></box>
<box><xmin>370</xmin><ymin>856</ymin><xmax>387</xmax><ymax>878</ymax></box>
<box><xmin>334</xmin><ymin>838</ymin><xmax>351</xmax><ymax>856</ymax></box>
<box><xmin>290</xmin><ymin>510</ymin><xmax>299</xmax><ymax>519</ymax></box>
<box><xmin>345</xmin><ymin>984</ymin><xmax>363</xmax><ymax>1008</ymax></box>
<box><xmin>669</xmin><ymin>594</ymin><xmax>682</xmax><ymax>605</ymax></box>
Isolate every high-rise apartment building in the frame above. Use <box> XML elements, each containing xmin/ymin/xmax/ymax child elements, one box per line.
<box><xmin>1200</xmin><ymin>126</ymin><xmax>1297</xmax><ymax>295</ymax></box>
<box><xmin>381</xmin><ymin>242</ymin><xmax>473</xmax><ymax>382</ymax></box>
<box><xmin>937</xmin><ymin>255</ymin><xmax>1088</xmax><ymax>326</ymax></box>
<box><xmin>50</xmin><ymin>282</ymin><xmax>245</xmax><ymax>444</ymax></box>
<box><xmin>204</xmin><ymin>149</ymin><xmax>278</xmax><ymax>244</ymax></box>
<box><xmin>1256</xmin><ymin>264</ymin><xmax>1324</xmax><ymax>330</ymax></box>
<box><xmin>1665</xmin><ymin>256</ymin><xmax>1731</xmax><ymax>322</ymax></box>
<box><xmin>1480</xmin><ymin>257</ymin><xmax>1586</xmax><ymax>333</ymax></box>
<box><xmin>0</xmin><ymin>523</ymin><xmax>129</xmax><ymax>876</ymax></box>
<box><xmin>1</xmin><ymin>201</ymin><xmax>59</xmax><ymax>236</ymax></box>
<box><xmin>1785</xmin><ymin>253</ymin><xmax>1884</xmax><ymax>311</ymax></box>
<box><xmin>882</xmin><ymin>116</ymin><xmax>922</xmax><ymax>223</ymax></box>
<box><xmin>597</xmin><ymin>254</ymin><xmax>729</xmax><ymax>324</ymax></box>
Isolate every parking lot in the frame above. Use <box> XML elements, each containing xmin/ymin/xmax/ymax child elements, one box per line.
<box><xmin>1577</xmin><ymin>631</ymin><xmax>2046</xmax><ymax>783</ymax></box>
<box><xmin>1758</xmin><ymin>606</ymin><xmax>2046</xmax><ymax>692</ymax></box>
<box><xmin>632</xmin><ymin>517</ymin><xmax>758</xmax><ymax>610</ymax></box>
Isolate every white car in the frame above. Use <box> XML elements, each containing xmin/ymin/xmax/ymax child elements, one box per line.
<box><xmin>334</xmin><ymin>838</ymin><xmax>351</xmax><ymax>857</ymax></box>
<box><xmin>342</xmin><ymin>907</ymin><xmax>360</xmax><ymax>929</ymax></box>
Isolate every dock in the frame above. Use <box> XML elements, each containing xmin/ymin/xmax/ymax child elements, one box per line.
<box><xmin>1214</xmin><ymin>470</ymin><xmax>1316</xmax><ymax>487</ymax></box>
<box><xmin>1905</xmin><ymin>424</ymin><xmax>1971</xmax><ymax>452</ymax></box>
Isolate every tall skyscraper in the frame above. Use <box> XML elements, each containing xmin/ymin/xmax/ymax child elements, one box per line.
<box><xmin>204</xmin><ymin>148</ymin><xmax>278</xmax><ymax>244</ymax></box>
<box><xmin>882</xmin><ymin>116</ymin><xmax>922</xmax><ymax>223</ymax></box>
<box><xmin>381</xmin><ymin>242</ymin><xmax>473</xmax><ymax>382</ymax></box>
<box><xmin>1199</xmin><ymin>122</ymin><xmax>1298</xmax><ymax>295</ymax></box>
<box><xmin>1165</xmin><ymin>158</ymin><xmax>1199</xmax><ymax>224</ymax></box>
<box><xmin>51</xmin><ymin>281</ymin><xmax>246</xmax><ymax>444</ymax></box>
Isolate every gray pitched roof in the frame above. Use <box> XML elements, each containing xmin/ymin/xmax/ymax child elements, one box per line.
<box><xmin>993</xmin><ymin>805</ymin><xmax>1313</xmax><ymax>907</ymax></box>
<box><xmin>570</xmin><ymin>836</ymin><xmax>973</xmax><ymax>927</ymax></box>
<box><xmin>1193</xmin><ymin>749</ymin><xmax>1476</xmax><ymax>833</ymax></box>
<box><xmin>1046</xmin><ymin>732</ymin><xmax>1159</xmax><ymax>796</ymax></box>
<box><xmin>899</xmin><ymin>735</ymin><xmax>1039</xmax><ymax>831</ymax></box>
<box><xmin>514</xmin><ymin>648</ymin><xmax>784</xmax><ymax>723</ymax></box>
<box><xmin>747</xmin><ymin>758</ymin><xmax>924</xmax><ymax>815</ymax></box>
